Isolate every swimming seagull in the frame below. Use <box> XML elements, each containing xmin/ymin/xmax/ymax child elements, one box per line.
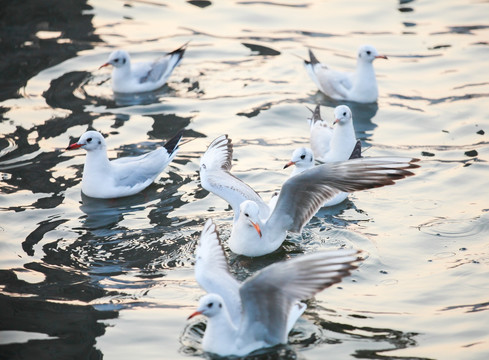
<box><xmin>308</xmin><ymin>104</ymin><xmax>358</xmax><ymax>163</ymax></box>
<box><xmin>66</xmin><ymin>130</ymin><xmax>183</xmax><ymax>199</ymax></box>
<box><xmin>304</xmin><ymin>45</ymin><xmax>387</xmax><ymax>103</ymax></box>
<box><xmin>99</xmin><ymin>42</ymin><xmax>188</xmax><ymax>93</ymax></box>
<box><xmin>200</xmin><ymin>134</ymin><xmax>419</xmax><ymax>257</ymax></box>
<box><xmin>188</xmin><ymin>219</ymin><xmax>361</xmax><ymax>357</ymax></box>
<box><xmin>194</xmin><ymin>219</ymin><xmax>307</xmax><ymax>333</ymax></box>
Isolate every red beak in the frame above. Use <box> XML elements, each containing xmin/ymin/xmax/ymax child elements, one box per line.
<box><xmin>283</xmin><ymin>161</ymin><xmax>295</xmax><ymax>169</ymax></box>
<box><xmin>99</xmin><ymin>63</ymin><xmax>110</xmax><ymax>70</ymax></box>
<box><xmin>250</xmin><ymin>220</ymin><xmax>262</xmax><ymax>237</ymax></box>
<box><xmin>333</xmin><ymin>118</ymin><xmax>340</xmax><ymax>124</ymax></box>
<box><xmin>66</xmin><ymin>143</ymin><xmax>82</xmax><ymax>150</ymax></box>
<box><xmin>375</xmin><ymin>55</ymin><xmax>388</xmax><ymax>60</ymax></box>
<box><xmin>187</xmin><ymin>311</ymin><xmax>202</xmax><ymax>320</ymax></box>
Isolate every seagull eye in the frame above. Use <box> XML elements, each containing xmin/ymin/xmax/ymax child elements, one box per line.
<box><xmin>207</xmin><ymin>302</ymin><xmax>213</xmax><ymax>308</ymax></box>
<box><xmin>343</xmin><ymin>112</ymin><xmax>347</xmax><ymax>116</ymax></box>
<box><xmin>87</xmin><ymin>137</ymin><xmax>92</xmax><ymax>143</ymax></box>
<box><xmin>114</xmin><ymin>58</ymin><xmax>119</xmax><ymax>63</ymax></box>
<box><xmin>244</xmin><ymin>213</ymin><xmax>249</xmax><ymax>217</ymax></box>
<box><xmin>366</xmin><ymin>50</ymin><xmax>371</xmax><ymax>55</ymax></box>
<box><xmin>219</xmin><ymin>303</ymin><xmax>222</xmax><ymax>308</ymax></box>
<box><xmin>300</xmin><ymin>154</ymin><xmax>305</xmax><ymax>160</ymax></box>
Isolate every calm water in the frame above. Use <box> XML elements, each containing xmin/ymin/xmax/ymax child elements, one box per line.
<box><xmin>1</xmin><ymin>0</ymin><xmax>488</xmax><ymax>359</ymax></box>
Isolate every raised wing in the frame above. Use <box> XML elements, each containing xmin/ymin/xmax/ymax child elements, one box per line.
<box><xmin>195</xmin><ymin>219</ymin><xmax>241</xmax><ymax>323</ymax></box>
<box><xmin>238</xmin><ymin>249</ymin><xmax>360</xmax><ymax>346</ymax></box>
<box><xmin>269</xmin><ymin>157</ymin><xmax>420</xmax><ymax>233</ymax></box>
<box><xmin>200</xmin><ymin>135</ymin><xmax>269</xmax><ymax>221</ymax></box>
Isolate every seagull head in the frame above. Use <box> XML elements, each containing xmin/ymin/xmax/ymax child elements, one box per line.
<box><xmin>188</xmin><ymin>294</ymin><xmax>225</xmax><ymax>320</ymax></box>
<box><xmin>239</xmin><ymin>201</ymin><xmax>262</xmax><ymax>237</ymax></box>
<box><xmin>357</xmin><ymin>45</ymin><xmax>388</xmax><ymax>63</ymax></box>
<box><xmin>99</xmin><ymin>50</ymin><xmax>130</xmax><ymax>70</ymax></box>
<box><xmin>333</xmin><ymin>105</ymin><xmax>352</xmax><ymax>125</ymax></box>
<box><xmin>284</xmin><ymin>147</ymin><xmax>314</xmax><ymax>172</ymax></box>
<box><xmin>66</xmin><ymin>130</ymin><xmax>106</xmax><ymax>151</ymax></box>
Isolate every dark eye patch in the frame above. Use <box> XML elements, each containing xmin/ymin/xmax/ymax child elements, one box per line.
<box><xmin>207</xmin><ymin>302</ymin><xmax>213</xmax><ymax>308</ymax></box>
<box><xmin>300</xmin><ymin>154</ymin><xmax>305</xmax><ymax>160</ymax></box>
<box><xmin>87</xmin><ymin>137</ymin><xmax>92</xmax><ymax>143</ymax></box>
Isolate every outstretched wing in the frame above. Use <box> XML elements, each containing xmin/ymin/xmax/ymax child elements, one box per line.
<box><xmin>238</xmin><ymin>249</ymin><xmax>360</xmax><ymax>346</ymax></box>
<box><xmin>269</xmin><ymin>157</ymin><xmax>420</xmax><ymax>233</ymax></box>
<box><xmin>200</xmin><ymin>135</ymin><xmax>269</xmax><ymax>221</ymax></box>
<box><xmin>195</xmin><ymin>219</ymin><xmax>241</xmax><ymax>323</ymax></box>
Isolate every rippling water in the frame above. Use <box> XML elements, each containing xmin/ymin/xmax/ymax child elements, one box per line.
<box><xmin>1</xmin><ymin>0</ymin><xmax>488</xmax><ymax>359</ymax></box>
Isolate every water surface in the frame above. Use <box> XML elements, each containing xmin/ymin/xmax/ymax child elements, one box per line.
<box><xmin>0</xmin><ymin>0</ymin><xmax>488</xmax><ymax>359</ymax></box>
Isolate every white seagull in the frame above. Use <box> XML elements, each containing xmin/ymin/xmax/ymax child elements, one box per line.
<box><xmin>99</xmin><ymin>42</ymin><xmax>188</xmax><ymax>93</ymax></box>
<box><xmin>283</xmin><ymin>144</ymin><xmax>360</xmax><ymax>207</ymax></box>
<box><xmin>308</xmin><ymin>104</ymin><xmax>358</xmax><ymax>163</ymax></box>
<box><xmin>304</xmin><ymin>45</ymin><xmax>387</xmax><ymax>103</ymax></box>
<box><xmin>200</xmin><ymin>135</ymin><xmax>419</xmax><ymax>257</ymax></box>
<box><xmin>188</xmin><ymin>219</ymin><xmax>360</xmax><ymax>357</ymax></box>
<box><xmin>66</xmin><ymin>130</ymin><xmax>182</xmax><ymax>199</ymax></box>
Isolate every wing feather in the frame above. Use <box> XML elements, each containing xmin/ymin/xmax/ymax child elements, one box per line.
<box><xmin>200</xmin><ymin>135</ymin><xmax>269</xmax><ymax>220</ymax></box>
<box><xmin>269</xmin><ymin>157</ymin><xmax>420</xmax><ymax>233</ymax></box>
<box><xmin>238</xmin><ymin>249</ymin><xmax>360</xmax><ymax>346</ymax></box>
<box><xmin>195</xmin><ymin>220</ymin><xmax>241</xmax><ymax>322</ymax></box>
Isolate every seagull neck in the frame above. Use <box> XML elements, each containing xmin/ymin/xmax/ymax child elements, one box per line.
<box><xmin>354</xmin><ymin>60</ymin><xmax>375</xmax><ymax>79</ymax></box>
<box><xmin>351</xmin><ymin>60</ymin><xmax>378</xmax><ymax>100</ymax></box>
<box><xmin>84</xmin><ymin>149</ymin><xmax>111</xmax><ymax>172</ymax></box>
<box><xmin>203</xmin><ymin>310</ymin><xmax>238</xmax><ymax>354</ymax></box>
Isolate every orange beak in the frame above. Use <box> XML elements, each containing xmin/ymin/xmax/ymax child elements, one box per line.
<box><xmin>375</xmin><ymin>55</ymin><xmax>388</xmax><ymax>60</ymax></box>
<box><xmin>187</xmin><ymin>310</ymin><xmax>203</xmax><ymax>320</ymax></box>
<box><xmin>99</xmin><ymin>63</ymin><xmax>110</xmax><ymax>70</ymax></box>
<box><xmin>283</xmin><ymin>161</ymin><xmax>295</xmax><ymax>169</ymax></box>
<box><xmin>250</xmin><ymin>220</ymin><xmax>262</xmax><ymax>237</ymax></box>
<box><xmin>66</xmin><ymin>143</ymin><xmax>82</xmax><ymax>150</ymax></box>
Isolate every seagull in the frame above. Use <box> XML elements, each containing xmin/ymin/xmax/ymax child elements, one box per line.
<box><xmin>188</xmin><ymin>219</ymin><xmax>360</xmax><ymax>357</ymax></box>
<box><xmin>199</xmin><ymin>134</ymin><xmax>419</xmax><ymax>257</ymax></box>
<box><xmin>99</xmin><ymin>42</ymin><xmax>188</xmax><ymax>93</ymax></box>
<box><xmin>304</xmin><ymin>45</ymin><xmax>387</xmax><ymax>103</ymax></box>
<box><xmin>282</xmin><ymin>143</ymin><xmax>359</xmax><ymax>207</ymax></box>
<box><xmin>308</xmin><ymin>104</ymin><xmax>358</xmax><ymax>163</ymax></box>
<box><xmin>193</xmin><ymin>219</ymin><xmax>307</xmax><ymax>333</ymax></box>
<box><xmin>66</xmin><ymin>130</ymin><xmax>183</xmax><ymax>199</ymax></box>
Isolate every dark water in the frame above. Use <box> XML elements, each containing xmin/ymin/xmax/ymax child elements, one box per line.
<box><xmin>1</xmin><ymin>0</ymin><xmax>488</xmax><ymax>359</ymax></box>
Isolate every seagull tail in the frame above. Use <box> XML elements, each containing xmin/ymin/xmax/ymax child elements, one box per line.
<box><xmin>163</xmin><ymin>130</ymin><xmax>184</xmax><ymax>156</ymax></box>
<box><xmin>305</xmin><ymin>49</ymin><xmax>321</xmax><ymax>66</ymax></box>
<box><xmin>167</xmin><ymin>41</ymin><xmax>189</xmax><ymax>66</ymax></box>
<box><xmin>348</xmin><ymin>140</ymin><xmax>362</xmax><ymax>160</ymax></box>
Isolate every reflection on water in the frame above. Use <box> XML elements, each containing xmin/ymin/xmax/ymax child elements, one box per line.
<box><xmin>1</xmin><ymin>0</ymin><xmax>489</xmax><ymax>359</ymax></box>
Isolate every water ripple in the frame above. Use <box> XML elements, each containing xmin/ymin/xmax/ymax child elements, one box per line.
<box><xmin>417</xmin><ymin>216</ymin><xmax>488</xmax><ymax>238</ymax></box>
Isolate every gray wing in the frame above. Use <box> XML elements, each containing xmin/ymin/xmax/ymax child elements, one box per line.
<box><xmin>200</xmin><ymin>135</ymin><xmax>269</xmax><ymax>220</ymax></box>
<box><xmin>195</xmin><ymin>220</ymin><xmax>241</xmax><ymax>322</ymax></box>
<box><xmin>268</xmin><ymin>157</ymin><xmax>420</xmax><ymax>233</ymax></box>
<box><xmin>238</xmin><ymin>249</ymin><xmax>360</xmax><ymax>346</ymax></box>
<box><xmin>111</xmin><ymin>147</ymin><xmax>174</xmax><ymax>188</ymax></box>
<box><xmin>139</xmin><ymin>43</ymin><xmax>187</xmax><ymax>84</ymax></box>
